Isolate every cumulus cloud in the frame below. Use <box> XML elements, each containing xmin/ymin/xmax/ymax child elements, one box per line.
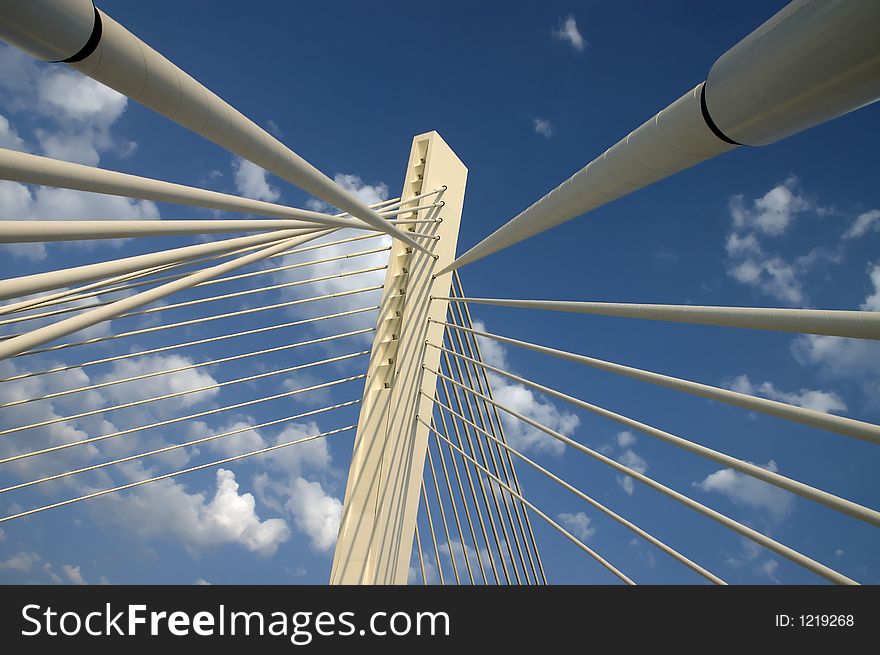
<box><xmin>0</xmin><ymin>113</ymin><xmax>24</xmax><ymax>150</ymax></box>
<box><xmin>553</xmin><ymin>15</ymin><xmax>586</xmax><ymax>52</ymax></box>
<box><xmin>306</xmin><ymin>173</ymin><xmax>389</xmax><ymax>212</ymax></box>
<box><xmin>617</xmin><ymin>448</ymin><xmax>648</xmax><ymax>496</ymax></box>
<box><xmin>792</xmin><ymin>333</ymin><xmax>880</xmax><ymax>410</ymax></box>
<box><xmin>724</xmin><ymin>177</ymin><xmax>833</xmax><ymax>305</ymax></box>
<box><xmin>61</xmin><ymin>564</ymin><xmax>86</xmax><ymax>585</ymax></box>
<box><xmin>0</xmin><ymin>551</ymin><xmax>40</xmax><ymax>573</ymax></box>
<box><xmin>558</xmin><ymin>511</ymin><xmax>595</xmax><ymax>541</ymax></box>
<box><xmin>861</xmin><ymin>263</ymin><xmax>880</xmax><ymax>311</ymax></box>
<box><xmin>100</xmin><ymin>469</ymin><xmax>290</xmax><ymax>556</ymax></box>
<box><xmin>694</xmin><ymin>460</ymin><xmax>795</xmax><ymax>522</ymax></box>
<box><xmin>532</xmin><ymin>118</ymin><xmax>554</xmax><ymax>138</ymax></box>
<box><xmin>724</xmin><ymin>374</ymin><xmax>846</xmax><ymax>414</ymax></box>
<box><xmin>843</xmin><ymin>209</ymin><xmax>880</xmax><ymax>239</ymax></box>
<box><xmin>471</xmin><ymin>320</ymin><xmax>580</xmax><ymax>456</ymax></box>
<box><xmin>0</xmin><ymin>182</ymin><xmax>160</xmax><ymax>260</ymax></box>
<box><xmin>0</xmin><ymin>44</ymin><xmax>157</xmax><ymax>260</ymax></box>
<box><xmin>232</xmin><ymin>157</ymin><xmax>280</xmax><ymax>202</ymax></box>
<box><xmin>285</xmin><ymin>477</ymin><xmax>342</xmax><ymax>551</ymax></box>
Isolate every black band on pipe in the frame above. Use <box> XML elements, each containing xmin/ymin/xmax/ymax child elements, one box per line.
<box><xmin>700</xmin><ymin>82</ymin><xmax>741</xmax><ymax>146</ymax></box>
<box><xmin>56</xmin><ymin>5</ymin><xmax>102</xmax><ymax>64</ymax></box>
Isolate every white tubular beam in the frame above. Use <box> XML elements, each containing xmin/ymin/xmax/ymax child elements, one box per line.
<box><xmin>0</xmin><ymin>261</ymin><xmax>178</xmax><ymax>318</ymax></box>
<box><xmin>0</xmin><ymin>245</ymin><xmax>390</xmax><ymax>328</ymax></box>
<box><xmin>0</xmin><ymin>148</ymin><xmax>369</xmax><ymax>231</ymax></box>
<box><xmin>0</xmin><ymin>401</ymin><xmax>358</xmax><ymax>496</ymax></box>
<box><xmin>704</xmin><ymin>0</ymin><xmax>880</xmax><ymax>146</ymax></box>
<box><xmin>332</xmin><ymin>132</ymin><xmax>466</xmax><ymax>585</ymax></box>
<box><xmin>3</xmin><ymin>232</ymin><xmax>388</xmax><ymax>318</ymax></box>
<box><xmin>0</xmin><ymin>425</ymin><xmax>357</xmax><ymax>526</ymax></box>
<box><xmin>0</xmin><ymin>3</ymin><xmax>428</xmax><ymax>253</ymax></box>
<box><xmin>441</xmin><ymin>0</ymin><xmax>880</xmax><ymax>274</ymax></box>
<box><xmin>438</xmin><ymin>297</ymin><xmax>880</xmax><ymax>340</ymax></box>
<box><xmin>432</xmin><ymin>347</ymin><xmax>880</xmax><ymax>528</ymax></box>
<box><xmin>0</xmin><ymin>374</ymin><xmax>366</xmax><ymax>466</ymax></box>
<box><xmin>428</xmin><ymin>367</ymin><xmax>857</xmax><ymax>585</ymax></box>
<box><xmin>0</xmin><ymin>219</ymin><xmax>349</xmax><ymax>243</ymax></box>
<box><xmin>0</xmin><ymin>230</ymin><xmax>326</xmax><ymax>360</ymax></box>
<box><xmin>0</xmin><ymin>226</ymin><xmax>326</xmax><ymax>301</ymax></box>
<box><xmin>437</xmin><ymin>321</ymin><xmax>880</xmax><ymax>444</ymax></box>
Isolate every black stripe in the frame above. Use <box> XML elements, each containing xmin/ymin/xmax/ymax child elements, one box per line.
<box><xmin>57</xmin><ymin>5</ymin><xmax>102</xmax><ymax>64</ymax></box>
<box><xmin>699</xmin><ymin>82</ymin><xmax>741</xmax><ymax>146</ymax></box>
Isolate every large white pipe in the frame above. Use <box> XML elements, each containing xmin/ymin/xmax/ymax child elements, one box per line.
<box><xmin>0</xmin><ymin>227</ymin><xmax>319</xmax><ymax>301</ymax></box>
<box><xmin>0</xmin><ymin>231</ymin><xmax>324</xmax><ymax>360</ymax></box>
<box><xmin>0</xmin><ymin>148</ymin><xmax>370</xmax><ymax>231</ymax></box>
<box><xmin>0</xmin><ymin>1</ymin><xmax>427</xmax><ymax>254</ymax></box>
<box><xmin>441</xmin><ymin>0</ymin><xmax>880</xmax><ymax>273</ymax></box>
<box><xmin>0</xmin><ymin>219</ymin><xmax>340</xmax><ymax>243</ymax></box>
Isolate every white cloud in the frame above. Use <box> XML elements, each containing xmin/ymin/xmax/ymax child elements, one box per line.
<box><xmin>0</xmin><ymin>183</ymin><xmax>160</xmax><ymax>260</ymax></box>
<box><xmin>194</xmin><ymin>578</ymin><xmax>211</xmax><ymax>585</ymax></box>
<box><xmin>471</xmin><ymin>320</ymin><xmax>579</xmax><ymax>455</ymax></box>
<box><xmin>0</xmin><ymin>45</ymin><xmax>153</xmax><ymax>258</ymax></box>
<box><xmin>792</xmin><ymin>334</ymin><xmax>880</xmax><ymax>410</ymax></box>
<box><xmin>0</xmin><ymin>551</ymin><xmax>40</xmax><ymax>572</ymax></box>
<box><xmin>285</xmin><ymin>477</ymin><xmax>342</xmax><ymax>551</ymax></box>
<box><xmin>97</xmin><ymin>354</ymin><xmax>220</xmax><ymax>412</ymax></box>
<box><xmin>61</xmin><ymin>564</ymin><xmax>86</xmax><ymax>585</ymax></box>
<box><xmin>694</xmin><ymin>459</ymin><xmax>795</xmax><ymax>522</ymax></box>
<box><xmin>0</xmin><ymin>113</ymin><xmax>24</xmax><ymax>150</ymax></box>
<box><xmin>334</xmin><ymin>173</ymin><xmax>389</xmax><ymax>206</ymax></box>
<box><xmin>306</xmin><ymin>173</ymin><xmax>389</xmax><ymax>212</ymax></box>
<box><xmin>724</xmin><ymin>177</ymin><xmax>833</xmax><ymax>305</ymax></box>
<box><xmin>533</xmin><ymin>118</ymin><xmax>554</xmax><ymax>138</ymax></box>
<box><xmin>756</xmin><ymin>559</ymin><xmax>780</xmax><ymax>584</ymax></box>
<box><xmin>729</xmin><ymin>177</ymin><xmax>813</xmax><ymax>236</ymax></box>
<box><xmin>558</xmin><ymin>511</ymin><xmax>595</xmax><ymax>541</ymax></box>
<box><xmin>615</xmin><ymin>431</ymin><xmax>636</xmax><ymax>448</ymax></box>
<box><xmin>232</xmin><ymin>157</ymin><xmax>280</xmax><ymax>202</ymax></box>
<box><xmin>861</xmin><ymin>263</ymin><xmax>880</xmax><ymax>311</ymax></box>
<box><xmin>553</xmin><ymin>15</ymin><xmax>586</xmax><ymax>52</ymax></box>
<box><xmin>99</xmin><ymin>469</ymin><xmax>290</xmax><ymax>556</ymax></box>
<box><xmin>843</xmin><ymin>209</ymin><xmax>880</xmax><ymax>239</ymax></box>
<box><xmin>43</xmin><ymin>562</ymin><xmax>63</xmax><ymax>584</ymax></box>
<box><xmin>724</xmin><ymin>374</ymin><xmax>846</xmax><ymax>414</ymax></box>
<box><xmin>617</xmin><ymin>448</ymin><xmax>648</xmax><ymax>496</ymax></box>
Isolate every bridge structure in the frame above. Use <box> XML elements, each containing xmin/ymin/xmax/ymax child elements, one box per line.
<box><xmin>0</xmin><ymin>0</ymin><xmax>877</xmax><ymax>585</ymax></box>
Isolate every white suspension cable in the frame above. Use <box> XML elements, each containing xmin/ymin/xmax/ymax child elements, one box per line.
<box><xmin>4</xmin><ymin>232</ymin><xmax>388</xmax><ymax>319</ymax></box>
<box><xmin>428</xmin><ymin>392</ymin><xmax>725</xmax><ymax>585</ymax></box>
<box><xmin>427</xmin><ymin>366</ymin><xmax>857</xmax><ymax>585</ymax></box>
<box><xmin>0</xmin><ymin>231</ymin><xmax>327</xmax><ymax>360</ymax></box>
<box><xmin>0</xmin><ymin>400</ymin><xmax>359</xmax><ymax>496</ymax></box>
<box><xmin>0</xmin><ymin>374</ymin><xmax>366</xmax><ymax>466</ymax></box>
<box><xmin>0</xmin><ymin>305</ymin><xmax>378</xmax><ymax>384</ymax></box>
<box><xmin>436</xmin><ymin>320</ymin><xmax>880</xmax><ymax>445</ymax></box>
<box><xmin>0</xmin><ymin>425</ymin><xmax>356</xmax><ymax>525</ymax></box>
<box><xmin>1</xmin><ymin>328</ymin><xmax>373</xmax><ymax>409</ymax></box>
<box><xmin>431</xmin><ymin>343</ymin><xmax>880</xmax><ymax>528</ymax></box>
<box><xmin>0</xmin><ymin>350</ymin><xmax>369</xmax><ymax>440</ymax></box>
<box><xmin>419</xmin><ymin>416</ymin><xmax>635</xmax><ymax>585</ymax></box>
<box><xmin>0</xmin><ymin>246</ymin><xmax>390</xmax><ymax>328</ymax></box>
<box><xmin>11</xmin><ymin>284</ymin><xmax>383</xmax><ymax>360</ymax></box>
<box><xmin>435</xmin><ymin>297</ymin><xmax>880</xmax><ymax>340</ymax></box>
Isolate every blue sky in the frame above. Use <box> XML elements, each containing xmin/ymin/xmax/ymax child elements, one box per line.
<box><xmin>0</xmin><ymin>0</ymin><xmax>878</xmax><ymax>585</ymax></box>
